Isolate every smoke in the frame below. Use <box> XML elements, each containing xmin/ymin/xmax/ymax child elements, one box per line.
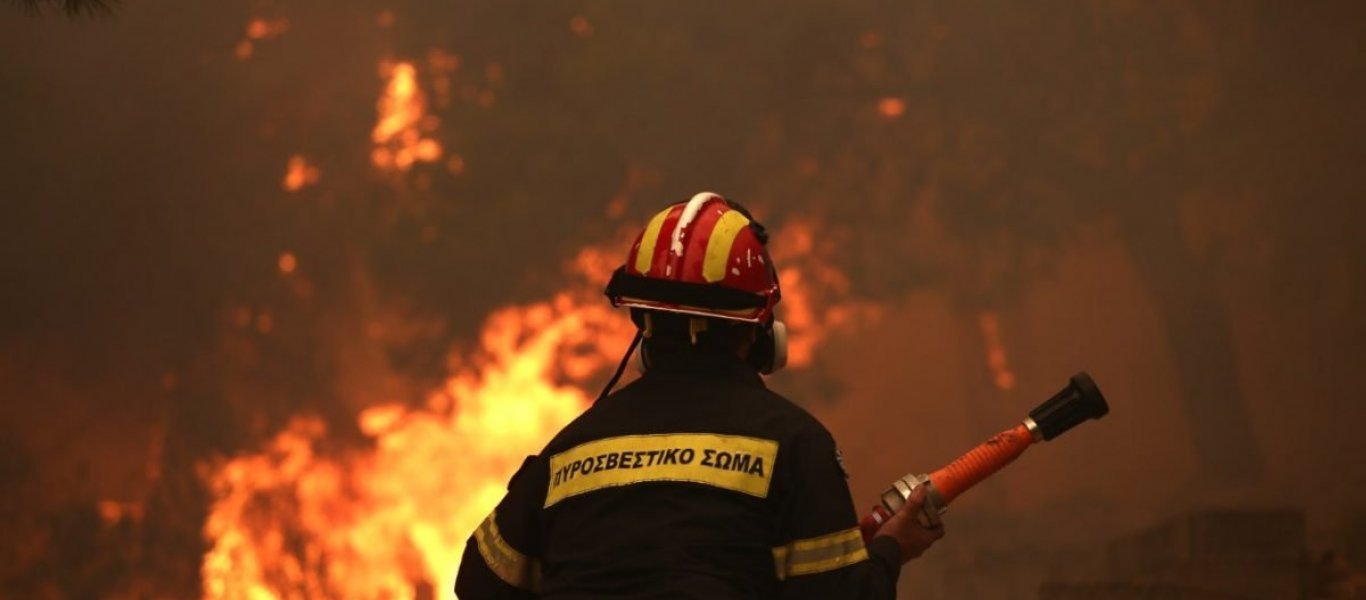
<box><xmin>2</xmin><ymin>0</ymin><xmax>1364</xmax><ymax>598</ymax></box>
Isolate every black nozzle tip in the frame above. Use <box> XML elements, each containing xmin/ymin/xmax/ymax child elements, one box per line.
<box><xmin>1069</xmin><ymin>372</ymin><xmax>1109</xmax><ymax>419</ymax></box>
<box><xmin>1029</xmin><ymin>371</ymin><xmax>1110</xmax><ymax>441</ymax></box>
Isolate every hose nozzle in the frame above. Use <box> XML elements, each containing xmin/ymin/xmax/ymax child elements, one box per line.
<box><xmin>859</xmin><ymin>372</ymin><xmax>1110</xmax><ymax>543</ymax></box>
<box><xmin>1026</xmin><ymin>372</ymin><xmax>1109</xmax><ymax>441</ymax></box>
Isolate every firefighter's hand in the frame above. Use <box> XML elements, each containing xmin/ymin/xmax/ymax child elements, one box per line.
<box><xmin>875</xmin><ymin>486</ymin><xmax>945</xmax><ymax>563</ymax></box>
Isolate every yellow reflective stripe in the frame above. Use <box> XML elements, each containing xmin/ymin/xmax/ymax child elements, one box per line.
<box><xmin>633</xmin><ymin>207</ymin><xmax>675</xmax><ymax>275</ymax></box>
<box><xmin>473</xmin><ymin>510</ymin><xmax>538</xmax><ymax>591</ymax></box>
<box><xmin>545</xmin><ymin>433</ymin><xmax>778</xmax><ymax>507</ymax></box>
<box><xmin>772</xmin><ymin>527</ymin><xmax>869</xmax><ymax>580</ymax></box>
<box><xmin>701</xmin><ymin>210</ymin><xmax>751</xmax><ymax>282</ymax></box>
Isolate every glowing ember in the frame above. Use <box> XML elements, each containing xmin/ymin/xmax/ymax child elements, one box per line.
<box><xmin>878</xmin><ymin>97</ymin><xmax>906</xmax><ymax>119</ymax></box>
<box><xmin>282</xmin><ymin>155</ymin><xmax>321</xmax><ymax>192</ymax></box>
<box><xmin>246</xmin><ymin>18</ymin><xmax>289</xmax><ymax>41</ymax></box>
<box><xmin>235</xmin><ymin>17</ymin><xmax>288</xmax><ymax>61</ymax></box>
<box><xmin>97</xmin><ymin>500</ymin><xmax>144</xmax><ymax>527</ymax></box>
<box><xmin>277</xmin><ymin>252</ymin><xmax>297</xmax><ymax>275</ymax></box>
<box><xmin>201</xmin><ymin>278</ymin><xmax>634</xmax><ymax>599</ymax></box>
<box><xmin>371</xmin><ymin>62</ymin><xmax>444</xmax><ymax>172</ymax></box>
<box><xmin>978</xmin><ymin>311</ymin><xmax>1016</xmax><ymax>391</ymax></box>
<box><xmin>569</xmin><ymin>15</ymin><xmax>594</xmax><ymax>38</ymax></box>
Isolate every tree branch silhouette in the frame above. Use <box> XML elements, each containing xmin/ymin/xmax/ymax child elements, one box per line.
<box><xmin>6</xmin><ymin>0</ymin><xmax>114</xmax><ymax>17</ymax></box>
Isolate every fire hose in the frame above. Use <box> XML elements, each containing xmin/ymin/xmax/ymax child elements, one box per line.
<box><xmin>858</xmin><ymin>372</ymin><xmax>1110</xmax><ymax>543</ymax></box>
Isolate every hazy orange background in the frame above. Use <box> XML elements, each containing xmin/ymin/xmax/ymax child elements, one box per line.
<box><xmin>2</xmin><ymin>2</ymin><xmax>1362</xmax><ymax>598</ymax></box>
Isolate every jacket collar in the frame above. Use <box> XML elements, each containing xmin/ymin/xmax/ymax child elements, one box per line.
<box><xmin>642</xmin><ymin>348</ymin><xmax>765</xmax><ymax>388</ymax></box>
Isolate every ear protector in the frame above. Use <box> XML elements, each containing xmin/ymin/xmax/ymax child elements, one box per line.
<box><xmin>749</xmin><ymin>319</ymin><xmax>788</xmax><ymax>375</ymax></box>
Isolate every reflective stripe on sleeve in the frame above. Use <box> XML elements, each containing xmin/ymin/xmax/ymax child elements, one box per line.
<box><xmin>473</xmin><ymin>510</ymin><xmax>539</xmax><ymax>591</ymax></box>
<box><xmin>771</xmin><ymin>527</ymin><xmax>870</xmax><ymax>580</ymax></box>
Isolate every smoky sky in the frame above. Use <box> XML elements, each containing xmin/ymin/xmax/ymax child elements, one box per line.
<box><xmin>1</xmin><ymin>1</ymin><xmax>1365</xmax><ymax>596</ymax></box>
<box><xmin>3</xmin><ymin>1</ymin><xmax>1363</xmax><ymax>335</ymax></box>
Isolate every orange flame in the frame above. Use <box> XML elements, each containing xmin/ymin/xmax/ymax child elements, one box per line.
<box><xmin>201</xmin><ymin>275</ymin><xmax>634</xmax><ymax>599</ymax></box>
<box><xmin>97</xmin><ymin>500</ymin><xmax>145</xmax><ymax>527</ymax></box>
<box><xmin>770</xmin><ymin>220</ymin><xmax>879</xmax><ymax>368</ymax></box>
<box><xmin>371</xmin><ymin>62</ymin><xmax>443</xmax><ymax>172</ymax></box>
<box><xmin>277</xmin><ymin>252</ymin><xmax>298</xmax><ymax>275</ymax></box>
<box><xmin>201</xmin><ymin>234</ymin><xmax>857</xmax><ymax>598</ymax></box>
<box><xmin>978</xmin><ymin>311</ymin><xmax>1016</xmax><ymax>391</ymax></box>
<box><xmin>246</xmin><ymin>18</ymin><xmax>289</xmax><ymax>41</ymax></box>
<box><xmin>282</xmin><ymin>155</ymin><xmax>321</xmax><ymax>192</ymax></box>
<box><xmin>877</xmin><ymin>97</ymin><xmax>906</xmax><ymax>119</ymax></box>
<box><xmin>235</xmin><ymin>17</ymin><xmax>289</xmax><ymax>61</ymax></box>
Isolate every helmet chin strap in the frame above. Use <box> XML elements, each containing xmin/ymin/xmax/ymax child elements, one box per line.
<box><xmin>597</xmin><ymin>330</ymin><xmax>643</xmax><ymax>402</ymax></box>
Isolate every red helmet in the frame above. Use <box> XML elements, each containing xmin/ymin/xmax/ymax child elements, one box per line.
<box><xmin>605</xmin><ymin>192</ymin><xmax>781</xmax><ymax>324</ymax></box>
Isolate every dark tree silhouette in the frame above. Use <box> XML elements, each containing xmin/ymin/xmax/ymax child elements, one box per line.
<box><xmin>5</xmin><ymin>0</ymin><xmax>112</xmax><ymax>16</ymax></box>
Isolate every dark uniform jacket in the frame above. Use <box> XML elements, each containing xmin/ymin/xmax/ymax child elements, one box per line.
<box><xmin>455</xmin><ymin>349</ymin><xmax>901</xmax><ymax>599</ymax></box>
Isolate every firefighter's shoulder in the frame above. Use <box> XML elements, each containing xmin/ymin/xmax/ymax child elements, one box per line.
<box><xmin>539</xmin><ymin>375</ymin><xmax>650</xmax><ymax>455</ymax></box>
<box><xmin>750</xmin><ymin>388</ymin><xmax>851</xmax><ymax>486</ymax></box>
<box><xmin>751</xmin><ymin>386</ymin><xmax>836</xmax><ymax>442</ymax></box>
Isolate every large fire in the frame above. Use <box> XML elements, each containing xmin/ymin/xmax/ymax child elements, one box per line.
<box><xmin>200</xmin><ymin>58</ymin><xmax>622</xmax><ymax>597</ymax></box>
<box><xmin>199</xmin><ymin>237</ymin><xmax>855</xmax><ymax>599</ymax></box>
<box><xmin>201</xmin><ymin>278</ymin><xmax>636</xmax><ymax>599</ymax></box>
<box><xmin>198</xmin><ymin>57</ymin><xmax>861</xmax><ymax>600</ymax></box>
<box><xmin>770</xmin><ymin>220</ymin><xmax>880</xmax><ymax>368</ymax></box>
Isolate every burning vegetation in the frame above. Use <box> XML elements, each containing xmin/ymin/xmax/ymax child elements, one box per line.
<box><xmin>371</xmin><ymin>62</ymin><xmax>443</xmax><ymax>173</ymax></box>
<box><xmin>198</xmin><ymin>56</ymin><xmax>624</xmax><ymax>598</ymax></box>
<box><xmin>5</xmin><ymin>2</ymin><xmax>1365</xmax><ymax>600</ymax></box>
<box><xmin>190</xmin><ymin>52</ymin><xmax>869</xmax><ymax>598</ymax></box>
<box><xmin>201</xmin><ymin>287</ymin><xmax>634</xmax><ymax>599</ymax></box>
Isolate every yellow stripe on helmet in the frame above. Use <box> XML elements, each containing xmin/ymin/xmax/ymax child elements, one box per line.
<box><xmin>633</xmin><ymin>207</ymin><xmax>676</xmax><ymax>275</ymax></box>
<box><xmin>702</xmin><ymin>209</ymin><xmax>751</xmax><ymax>283</ymax></box>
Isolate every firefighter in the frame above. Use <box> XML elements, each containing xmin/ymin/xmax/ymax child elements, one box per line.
<box><xmin>456</xmin><ymin>192</ymin><xmax>944</xmax><ymax>599</ymax></box>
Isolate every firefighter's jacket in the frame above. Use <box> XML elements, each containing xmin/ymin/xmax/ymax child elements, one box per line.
<box><xmin>455</xmin><ymin>350</ymin><xmax>901</xmax><ymax>599</ymax></box>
